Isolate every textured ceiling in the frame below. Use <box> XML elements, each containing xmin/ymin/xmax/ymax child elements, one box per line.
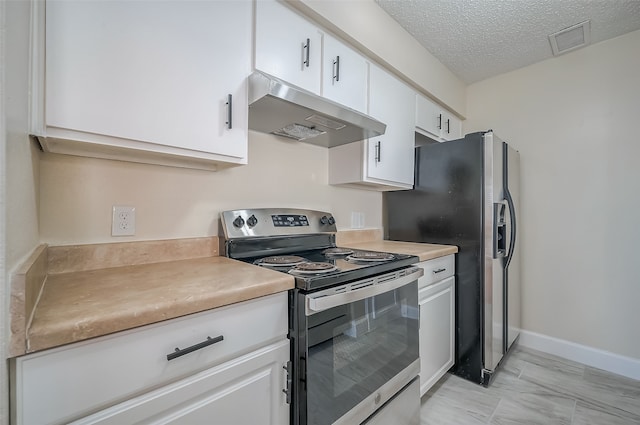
<box><xmin>374</xmin><ymin>0</ymin><xmax>640</xmax><ymax>84</ymax></box>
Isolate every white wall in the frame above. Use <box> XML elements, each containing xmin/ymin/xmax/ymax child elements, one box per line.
<box><xmin>2</xmin><ymin>1</ymin><xmax>41</xmax><ymax>423</ymax></box>
<box><xmin>39</xmin><ymin>131</ymin><xmax>382</xmax><ymax>244</ymax></box>
<box><xmin>465</xmin><ymin>30</ymin><xmax>640</xmax><ymax>360</ymax></box>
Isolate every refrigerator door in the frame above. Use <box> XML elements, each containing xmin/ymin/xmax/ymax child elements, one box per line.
<box><xmin>385</xmin><ymin>133</ymin><xmax>486</xmax><ymax>384</ymax></box>
<box><xmin>505</xmin><ymin>144</ymin><xmax>521</xmax><ymax>351</ymax></box>
<box><xmin>483</xmin><ymin>132</ymin><xmax>505</xmax><ymax>377</ymax></box>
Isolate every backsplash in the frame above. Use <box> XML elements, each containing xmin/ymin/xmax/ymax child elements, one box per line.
<box><xmin>38</xmin><ymin>132</ymin><xmax>383</xmax><ymax>245</ymax></box>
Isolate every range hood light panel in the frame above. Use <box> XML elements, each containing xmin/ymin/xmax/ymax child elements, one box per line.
<box><xmin>305</xmin><ymin>114</ymin><xmax>347</xmax><ymax>130</ymax></box>
<box><xmin>272</xmin><ymin>123</ymin><xmax>326</xmax><ymax>141</ymax></box>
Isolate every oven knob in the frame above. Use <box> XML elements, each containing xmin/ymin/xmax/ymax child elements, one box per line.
<box><xmin>328</xmin><ymin>216</ymin><xmax>335</xmax><ymax>225</ymax></box>
<box><xmin>232</xmin><ymin>216</ymin><xmax>245</xmax><ymax>228</ymax></box>
<box><xmin>320</xmin><ymin>216</ymin><xmax>329</xmax><ymax>225</ymax></box>
<box><xmin>247</xmin><ymin>214</ymin><xmax>258</xmax><ymax>228</ymax></box>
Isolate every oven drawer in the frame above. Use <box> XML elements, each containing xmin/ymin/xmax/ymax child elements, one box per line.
<box><xmin>12</xmin><ymin>293</ymin><xmax>287</xmax><ymax>425</ymax></box>
<box><xmin>416</xmin><ymin>254</ymin><xmax>455</xmax><ymax>289</ymax></box>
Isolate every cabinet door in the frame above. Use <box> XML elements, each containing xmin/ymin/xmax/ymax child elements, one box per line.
<box><xmin>255</xmin><ymin>0</ymin><xmax>322</xmax><ymax>94</ymax></box>
<box><xmin>72</xmin><ymin>340</ymin><xmax>290</xmax><ymax>425</ymax></box>
<box><xmin>441</xmin><ymin>110</ymin><xmax>462</xmax><ymax>141</ymax></box>
<box><xmin>322</xmin><ymin>33</ymin><xmax>368</xmax><ymax>113</ymax></box>
<box><xmin>367</xmin><ymin>65</ymin><xmax>415</xmax><ymax>187</ymax></box>
<box><xmin>415</xmin><ymin>94</ymin><xmax>443</xmax><ymax>138</ymax></box>
<box><xmin>416</xmin><ymin>94</ymin><xmax>463</xmax><ymax>142</ymax></box>
<box><xmin>45</xmin><ymin>0</ymin><xmax>250</xmax><ymax>159</ymax></box>
<box><xmin>418</xmin><ymin>276</ymin><xmax>455</xmax><ymax>396</ymax></box>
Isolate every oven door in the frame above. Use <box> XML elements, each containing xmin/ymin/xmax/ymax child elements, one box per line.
<box><xmin>294</xmin><ymin>266</ymin><xmax>422</xmax><ymax>425</ymax></box>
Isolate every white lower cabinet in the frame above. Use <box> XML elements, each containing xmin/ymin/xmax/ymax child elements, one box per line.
<box><xmin>72</xmin><ymin>340</ymin><xmax>289</xmax><ymax>425</ymax></box>
<box><xmin>11</xmin><ymin>293</ymin><xmax>289</xmax><ymax>425</ymax></box>
<box><xmin>416</xmin><ymin>255</ymin><xmax>455</xmax><ymax>396</ymax></box>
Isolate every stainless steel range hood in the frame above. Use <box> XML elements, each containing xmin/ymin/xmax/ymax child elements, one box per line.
<box><xmin>248</xmin><ymin>71</ymin><xmax>386</xmax><ymax>148</ymax></box>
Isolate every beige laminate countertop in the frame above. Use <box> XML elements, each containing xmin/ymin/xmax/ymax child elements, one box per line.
<box><xmin>27</xmin><ymin>256</ymin><xmax>294</xmax><ymax>353</ymax></box>
<box><xmin>341</xmin><ymin>240</ymin><xmax>458</xmax><ymax>262</ymax></box>
<box><xmin>16</xmin><ymin>236</ymin><xmax>456</xmax><ymax>355</ymax></box>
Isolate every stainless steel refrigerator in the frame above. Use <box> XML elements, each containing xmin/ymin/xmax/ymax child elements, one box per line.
<box><xmin>385</xmin><ymin>131</ymin><xmax>520</xmax><ymax>386</ymax></box>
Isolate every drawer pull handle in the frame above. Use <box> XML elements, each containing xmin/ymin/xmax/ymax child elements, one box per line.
<box><xmin>433</xmin><ymin>268</ymin><xmax>447</xmax><ymax>274</ymax></box>
<box><xmin>167</xmin><ymin>335</ymin><xmax>224</xmax><ymax>361</ymax></box>
<box><xmin>225</xmin><ymin>94</ymin><xmax>233</xmax><ymax>130</ymax></box>
<box><xmin>303</xmin><ymin>38</ymin><xmax>311</xmax><ymax>68</ymax></box>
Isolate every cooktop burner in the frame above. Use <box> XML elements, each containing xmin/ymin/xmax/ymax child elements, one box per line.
<box><xmin>323</xmin><ymin>247</ymin><xmax>354</xmax><ymax>257</ymax></box>
<box><xmin>242</xmin><ymin>246</ymin><xmax>416</xmax><ymax>290</ymax></box>
<box><xmin>289</xmin><ymin>262</ymin><xmax>338</xmax><ymax>276</ymax></box>
<box><xmin>255</xmin><ymin>255</ymin><xmax>307</xmax><ymax>267</ymax></box>
<box><xmin>347</xmin><ymin>252</ymin><xmax>395</xmax><ymax>262</ymax></box>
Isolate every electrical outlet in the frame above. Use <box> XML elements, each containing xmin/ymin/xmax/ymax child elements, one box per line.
<box><xmin>112</xmin><ymin>206</ymin><xmax>136</xmax><ymax>236</ymax></box>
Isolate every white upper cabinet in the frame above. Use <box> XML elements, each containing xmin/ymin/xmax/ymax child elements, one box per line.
<box><xmin>365</xmin><ymin>64</ymin><xmax>416</xmax><ymax>187</ymax></box>
<box><xmin>415</xmin><ymin>94</ymin><xmax>443</xmax><ymax>137</ymax></box>
<box><xmin>34</xmin><ymin>0</ymin><xmax>251</xmax><ymax>170</ymax></box>
<box><xmin>254</xmin><ymin>1</ymin><xmax>368</xmax><ymax>114</ymax></box>
<box><xmin>328</xmin><ymin>64</ymin><xmax>415</xmax><ymax>191</ymax></box>
<box><xmin>254</xmin><ymin>0</ymin><xmax>322</xmax><ymax>94</ymax></box>
<box><xmin>415</xmin><ymin>93</ymin><xmax>462</xmax><ymax>141</ymax></box>
<box><xmin>321</xmin><ymin>33</ymin><xmax>368</xmax><ymax>113</ymax></box>
<box><xmin>440</xmin><ymin>109</ymin><xmax>462</xmax><ymax>141</ymax></box>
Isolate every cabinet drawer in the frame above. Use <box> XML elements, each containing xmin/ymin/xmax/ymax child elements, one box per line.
<box><xmin>416</xmin><ymin>255</ymin><xmax>455</xmax><ymax>289</ymax></box>
<box><xmin>71</xmin><ymin>340</ymin><xmax>290</xmax><ymax>425</ymax></box>
<box><xmin>13</xmin><ymin>293</ymin><xmax>288</xmax><ymax>425</ymax></box>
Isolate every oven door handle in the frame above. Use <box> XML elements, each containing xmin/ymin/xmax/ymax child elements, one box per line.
<box><xmin>306</xmin><ymin>267</ymin><xmax>424</xmax><ymax>315</ymax></box>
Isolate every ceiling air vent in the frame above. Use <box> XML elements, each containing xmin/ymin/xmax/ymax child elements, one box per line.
<box><xmin>549</xmin><ymin>20</ymin><xmax>591</xmax><ymax>56</ymax></box>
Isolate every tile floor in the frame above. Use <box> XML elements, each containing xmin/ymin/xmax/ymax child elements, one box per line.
<box><xmin>420</xmin><ymin>346</ymin><xmax>640</xmax><ymax>425</ymax></box>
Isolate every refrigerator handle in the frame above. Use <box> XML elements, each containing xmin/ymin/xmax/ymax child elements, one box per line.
<box><xmin>504</xmin><ymin>188</ymin><xmax>517</xmax><ymax>267</ymax></box>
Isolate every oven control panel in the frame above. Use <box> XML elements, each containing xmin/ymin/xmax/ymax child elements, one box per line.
<box><xmin>221</xmin><ymin>208</ymin><xmax>337</xmax><ymax>239</ymax></box>
<box><xmin>272</xmin><ymin>214</ymin><xmax>309</xmax><ymax>227</ymax></box>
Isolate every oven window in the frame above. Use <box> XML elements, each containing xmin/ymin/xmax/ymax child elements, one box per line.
<box><xmin>305</xmin><ymin>282</ymin><xmax>419</xmax><ymax>425</ymax></box>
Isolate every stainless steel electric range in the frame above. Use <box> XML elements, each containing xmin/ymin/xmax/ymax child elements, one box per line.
<box><xmin>221</xmin><ymin>208</ymin><xmax>423</xmax><ymax>425</ymax></box>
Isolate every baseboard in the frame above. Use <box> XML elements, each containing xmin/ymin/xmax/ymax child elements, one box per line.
<box><xmin>518</xmin><ymin>330</ymin><xmax>640</xmax><ymax>381</ymax></box>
